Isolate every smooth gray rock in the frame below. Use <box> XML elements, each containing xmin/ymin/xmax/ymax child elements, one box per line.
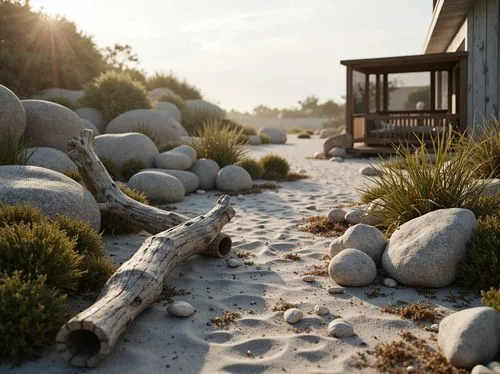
<box><xmin>167</xmin><ymin>301</ymin><xmax>194</xmax><ymax>317</ymax></box>
<box><xmin>359</xmin><ymin>166</ymin><xmax>382</xmax><ymax>176</ymax></box>
<box><xmin>329</xmin><ymin>224</ymin><xmax>387</xmax><ymax>265</ymax></box>
<box><xmin>327</xmin><ymin>208</ymin><xmax>346</xmax><ymax>223</ymax></box>
<box><xmin>438</xmin><ymin>307</ymin><xmax>499</xmax><ymax>369</ymax></box>
<box><xmin>26</xmin><ymin>147</ymin><xmax>78</xmax><ymax>175</ymax></box>
<box><xmin>247</xmin><ymin>135</ymin><xmax>262</xmax><ymax>145</ymax></box>
<box><xmin>190</xmin><ymin>158</ymin><xmax>220</xmax><ymax>190</ymax></box>
<box><xmin>257</xmin><ymin>127</ymin><xmax>287</xmax><ymax>144</ymax></box>
<box><xmin>284</xmin><ymin>308</ymin><xmax>303</xmax><ymax>324</ymax></box>
<box><xmin>328</xmin><ymin>248</ymin><xmax>377</xmax><ymax>287</ymax></box>
<box><xmin>319</xmin><ymin>128</ymin><xmax>337</xmax><ymax>139</ymax></box>
<box><xmin>327</xmin><ymin>319</ymin><xmax>354</xmax><ymax>338</ymax></box>
<box><xmin>22</xmin><ymin>100</ymin><xmax>85</xmax><ymax>152</ymax></box>
<box><xmin>0</xmin><ymin>165</ymin><xmax>100</xmax><ymax>231</ymax></box>
<box><xmin>382</xmin><ymin>208</ymin><xmax>477</xmax><ymax>287</ymax></box>
<box><xmin>481</xmin><ymin>179</ymin><xmax>500</xmax><ymax>197</ymax></box>
<box><xmin>144</xmin><ymin>169</ymin><xmax>199</xmax><ymax>194</ymax></box>
<box><xmin>488</xmin><ymin>362</ymin><xmax>500</xmax><ymax>373</ymax></box>
<box><xmin>216</xmin><ymin>165</ymin><xmax>252</xmax><ymax>192</ymax></box>
<box><xmin>35</xmin><ymin>87</ymin><xmax>83</xmax><ymax>107</ymax></box>
<box><xmin>75</xmin><ymin>107</ymin><xmax>106</xmax><ymax>132</ymax></box>
<box><xmin>383</xmin><ymin>278</ymin><xmax>398</xmax><ymax>288</ymax></box>
<box><xmin>323</xmin><ymin>133</ymin><xmax>353</xmax><ymax>155</ymax></box>
<box><xmin>0</xmin><ymin>84</ymin><xmax>26</xmax><ymax>143</ymax></box>
<box><xmin>154</xmin><ymin>101</ymin><xmax>182</xmax><ymax>122</ymax></box>
<box><xmin>328</xmin><ymin>147</ymin><xmax>346</xmax><ymax>157</ymax></box>
<box><xmin>227</xmin><ymin>259</ymin><xmax>241</xmax><ymax>268</ymax></box>
<box><xmin>81</xmin><ymin>119</ymin><xmax>100</xmax><ymax>135</ymax></box>
<box><xmin>471</xmin><ymin>365</ymin><xmax>494</xmax><ymax>374</ymax></box>
<box><xmin>155</xmin><ymin>151</ymin><xmax>192</xmax><ymax>170</ymax></box>
<box><xmin>184</xmin><ymin>99</ymin><xmax>226</xmax><ymax>120</ymax></box>
<box><xmin>95</xmin><ymin>133</ymin><xmax>159</xmax><ymax>168</ymax></box>
<box><xmin>106</xmin><ymin>109</ymin><xmax>186</xmax><ymax>146</ymax></box>
<box><xmin>171</xmin><ymin>145</ymin><xmax>197</xmax><ymax>164</ymax></box>
<box><xmin>128</xmin><ymin>171</ymin><xmax>185</xmax><ymax>203</ymax></box>
<box><xmin>314</xmin><ymin>305</ymin><xmax>329</xmax><ymax>315</ymax></box>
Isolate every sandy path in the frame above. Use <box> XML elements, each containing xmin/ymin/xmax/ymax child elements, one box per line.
<box><xmin>4</xmin><ymin>135</ymin><xmax>480</xmax><ymax>374</ymax></box>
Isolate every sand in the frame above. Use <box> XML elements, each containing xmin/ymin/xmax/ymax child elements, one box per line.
<box><xmin>3</xmin><ymin>135</ymin><xmax>480</xmax><ymax>374</ymax></box>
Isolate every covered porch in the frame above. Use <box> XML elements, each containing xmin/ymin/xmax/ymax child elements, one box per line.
<box><xmin>341</xmin><ymin>52</ymin><xmax>468</xmax><ymax>151</ymax></box>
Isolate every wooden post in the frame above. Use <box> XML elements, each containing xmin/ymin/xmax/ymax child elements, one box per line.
<box><xmin>56</xmin><ymin>196</ymin><xmax>235</xmax><ymax>368</ymax></box>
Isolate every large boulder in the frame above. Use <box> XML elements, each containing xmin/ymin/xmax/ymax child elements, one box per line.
<box><xmin>481</xmin><ymin>179</ymin><xmax>500</xmax><ymax>197</ymax></box>
<box><xmin>0</xmin><ymin>84</ymin><xmax>26</xmax><ymax>143</ymax></box>
<box><xmin>257</xmin><ymin>127</ymin><xmax>287</xmax><ymax>144</ymax></box>
<box><xmin>438</xmin><ymin>307</ymin><xmax>499</xmax><ymax>368</ymax></box>
<box><xmin>323</xmin><ymin>133</ymin><xmax>353</xmax><ymax>156</ymax></box>
<box><xmin>95</xmin><ymin>133</ymin><xmax>159</xmax><ymax>168</ymax></box>
<box><xmin>190</xmin><ymin>158</ymin><xmax>220</xmax><ymax>190</ymax></box>
<box><xmin>247</xmin><ymin>135</ymin><xmax>262</xmax><ymax>145</ymax></box>
<box><xmin>128</xmin><ymin>171</ymin><xmax>185</xmax><ymax>203</ymax></box>
<box><xmin>329</xmin><ymin>224</ymin><xmax>387</xmax><ymax>265</ymax></box>
<box><xmin>320</xmin><ymin>128</ymin><xmax>338</xmax><ymax>139</ymax></box>
<box><xmin>35</xmin><ymin>88</ymin><xmax>84</xmax><ymax>107</ymax></box>
<box><xmin>22</xmin><ymin>100</ymin><xmax>85</xmax><ymax>152</ymax></box>
<box><xmin>328</xmin><ymin>248</ymin><xmax>377</xmax><ymax>287</ymax></box>
<box><xmin>170</xmin><ymin>145</ymin><xmax>197</xmax><ymax>164</ymax></box>
<box><xmin>155</xmin><ymin>151</ymin><xmax>192</xmax><ymax>170</ymax></box>
<box><xmin>154</xmin><ymin>101</ymin><xmax>182</xmax><ymax>123</ymax></box>
<box><xmin>106</xmin><ymin>109</ymin><xmax>187</xmax><ymax>146</ymax></box>
<box><xmin>184</xmin><ymin>99</ymin><xmax>226</xmax><ymax>120</ymax></box>
<box><xmin>216</xmin><ymin>165</ymin><xmax>252</xmax><ymax>192</ymax></box>
<box><xmin>144</xmin><ymin>169</ymin><xmax>199</xmax><ymax>194</ymax></box>
<box><xmin>26</xmin><ymin>147</ymin><xmax>78</xmax><ymax>175</ymax></box>
<box><xmin>74</xmin><ymin>107</ymin><xmax>106</xmax><ymax>133</ymax></box>
<box><xmin>0</xmin><ymin>165</ymin><xmax>100</xmax><ymax>231</ymax></box>
<box><xmin>382</xmin><ymin>208</ymin><xmax>477</xmax><ymax>287</ymax></box>
<box><xmin>148</xmin><ymin>87</ymin><xmax>183</xmax><ymax>102</ymax></box>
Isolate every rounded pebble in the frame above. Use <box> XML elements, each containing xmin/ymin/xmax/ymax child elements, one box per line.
<box><xmin>196</xmin><ymin>189</ymin><xmax>206</xmax><ymax>194</ymax></box>
<box><xmin>167</xmin><ymin>301</ymin><xmax>195</xmax><ymax>317</ymax></box>
<box><xmin>488</xmin><ymin>362</ymin><xmax>500</xmax><ymax>373</ymax></box>
<box><xmin>227</xmin><ymin>259</ymin><xmax>241</xmax><ymax>268</ymax></box>
<box><xmin>430</xmin><ymin>324</ymin><xmax>439</xmax><ymax>332</ymax></box>
<box><xmin>406</xmin><ymin>366</ymin><xmax>415</xmax><ymax>373</ymax></box>
<box><xmin>314</xmin><ymin>305</ymin><xmax>329</xmax><ymax>316</ymax></box>
<box><xmin>328</xmin><ymin>286</ymin><xmax>346</xmax><ymax>294</ymax></box>
<box><xmin>383</xmin><ymin>278</ymin><xmax>398</xmax><ymax>288</ymax></box>
<box><xmin>302</xmin><ymin>275</ymin><xmax>316</xmax><ymax>282</ymax></box>
<box><xmin>284</xmin><ymin>308</ymin><xmax>303</xmax><ymax>324</ymax></box>
<box><xmin>327</xmin><ymin>319</ymin><xmax>354</xmax><ymax>338</ymax></box>
<box><xmin>471</xmin><ymin>365</ymin><xmax>494</xmax><ymax>374</ymax></box>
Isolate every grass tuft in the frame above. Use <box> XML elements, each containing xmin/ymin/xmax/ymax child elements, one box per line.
<box><xmin>300</xmin><ymin>216</ymin><xmax>349</xmax><ymax>237</ymax></box>
<box><xmin>211</xmin><ymin>311</ymin><xmax>241</xmax><ymax>328</ymax></box>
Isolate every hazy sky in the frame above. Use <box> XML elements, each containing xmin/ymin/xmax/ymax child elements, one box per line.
<box><xmin>30</xmin><ymin>0</ymin><xmax>431</xmax><ymax>112</ymax></box>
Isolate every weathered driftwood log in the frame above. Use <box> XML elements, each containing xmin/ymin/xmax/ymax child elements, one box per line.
<box><xmin>56</xmin><ymin>195</ymin><xmax>235</xmax><ymax>368</ymax></box>
<box><xmin>67</xmin><ymin>129</ymin><xmax>230</xmax><ymax>256</ymax></box>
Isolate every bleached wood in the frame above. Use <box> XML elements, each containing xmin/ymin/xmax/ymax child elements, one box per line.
<box><xmin>67</xmin><ymin>129</ymin><xmax>231</xmax><ymax>253</ymax></box>
<box><xmin>56</xmin><ymin>195</ymin><xmax>235</xmax><ymax>368</ymax></box>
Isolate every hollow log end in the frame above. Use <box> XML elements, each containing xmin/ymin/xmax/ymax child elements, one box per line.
<box><xmin>201</xmin><ymin>234</ymin><xmax>232</xmax><ymax>258</ymax></box>
<box><xmin>56</xmin><ymin>320</ymin><xmax>109</xmax><ymax>368</ymax></box>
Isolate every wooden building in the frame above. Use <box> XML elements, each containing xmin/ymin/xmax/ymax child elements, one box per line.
<box><xmin>341</xmin><ymin>0</ymin><xmax>499</xmax><ymax>151</ymax></box>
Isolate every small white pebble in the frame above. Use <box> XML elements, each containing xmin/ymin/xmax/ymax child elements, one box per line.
<box><xmin>471</xmin><ymin>365</ymin><xmax>494</xmax><ymax>374</ymax></box>
<box><xmin>284</xmin><ymin>308</ymin><xmax>303</xmax><ymax>324</ymax></box>
<box><xmin>196</xmin><ymin>189</ymin><xmax>206</xmax><ymax>194</ymax></box>
<box><xmin>302</xmin><ymin>275</ymin><xmax>316</xmax><ymax>282</ymax></box>
<box><xmin>314</xmin><ymin>152</ymin><xmax>324</xmax><ymax>159</ymax></box>
<box><xmin>406</xmin><ymin>366</ymin><xmax>415</xmax><ymax>373</ymax></box>
<box><xmin>328</xmin><ymin>286</ymin><xmax>346</xmax><ymax>294</ymax></box>
<box><xmin>327</xmin><ymin>319</ymin><xmax>353</xmax><ymax>338</ymax></box>
<box><xmin>227</xmin><ymin>259</ymin><xmax>240</xmax><ymax>268</ymax></box>
<box><xmin>488</xmin><ymin>361</ymin><xmax>500</xmax><ymax>374</ymax></box>
<box><xmin>329</xmin><ymin>157</ymin><xmax>344</xmax><ymax>163</ymax></box>
<box><xmin>430</xmin><ymin>324</ymin><xmax>439</xmax><ymax>332</ymax></box>
<box><xmin>314</xmin><ymin>305</ymin><xmax>329</xmax><ymax>315</ymax></box>
<box><xmin>167</xmin><ymin>301</ymin><xmax>194</xmax><ymax>317</ymax></box>
<box><xmin>383</xmin><ymin>278</ymin><xmax>398</xmax><ymax>288</ymax></box>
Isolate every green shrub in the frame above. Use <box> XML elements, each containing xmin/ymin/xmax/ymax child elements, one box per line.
<box><xmin>47</xmin><ymin>96</ymin><xmax>75</xmax><ymax>110</ymax></box>
<box><xmin>459</xmin><ymin>117</ymin><xmax>500</xmax><ymax>179</ymax></box>
<box><xmin>481</xmin><ymin>287</ymin><xmax>500</xmax><ymax>311</ymax></box>
<box><xmin>0</xmin><ymin>127</ymin><xmax>32</xmax><ymax>165</ymax></box>
<box><xmin>0</xmin><ymin>204</ymin><xmax>45</xmax><ymax>228</ymax></box>
<box><xmin>101</xmin><ymin>184</ymin><xmax>149</xmax><ymax>235</ymax></box>
<box><xmin>287</xmin><ymin>128</ymin><xmax>302</xmax><ymax>134</ymax></box>
<box><xmin>158</xmin><ymin>143</ymin><xmax>181</xmax><ymax>153</ymax></box>
<box><xmin>81</xmin><ymin>70</ymin><xmax>151</xmax><ymax>122</ymax></box>
<box><xmin>260</xmin><ymin>154</ymin><xmax>290</xmax><ymax>180</ymax></box>
<box><xmin>358</xmin><ymin>129</ymin><xmax>497</xmax><ymax>233</ymax></box>
<box><xmin>100</xmin><ymin>157</ymin><xmax>122</xmax><ymax>180</ymax></box>
<box><xmin>457</xmin><ymin>214</ymin><xmax>500</xmax><ymax>291</ymax></box>
<box><xmin>120</xmin><ymin>159</ymin><xmax>146</xmax><ymax>181</ymax></box>
<box><xmin>0</xmin><ymin>271</ymin><xmax>69</xmax><ymax>361</ymax></box>
<box><xmin>147</xmin><ymin>72</ymin><xmax>202</xmax><ymax>100</ymax></box>
<box><xmin>260</xmin><ymin>134</ymin><xmax>271</xmax><ymax>144</ymax></box>
<box><xmin>297</xmin><ymin>133</ymin><xmax>311</xmax><ymax>139</ymax></box>
<box><xmin>156</xmin><ymin>94</ymin><xmax>185</xmax><ymax>111</ymax></box>
<box><xmin>79</xmin><ymin>255</ymin><xmax>115</xmax><ymax>292</ymax></box>
<box><xmin>242</xmin><ymin>126</ymin><xmax>257</xmax><ymax>136</ymax></box>
<box><xmin>182</xmin><ymin>109</ymin><xmax>232</xmax><ymax>135</ymax></box>
<box><xmin>236</xmin><ymin>158</ymin><xmax>264</xmax><ymax>180</ymax></box>
<box><xmin>188</xmin><ymin>120</ymin><xmax>248</xmax><ymax>167</ymax></box>
<box><xmin>0</xmin><ymin>222</ymin><xmax>83</xmax><ymax>292</ymax></box>
<box><xmin>305</xmin><ymin>129</ymin><xmax>314</xmax><ymax>135</ymax></box>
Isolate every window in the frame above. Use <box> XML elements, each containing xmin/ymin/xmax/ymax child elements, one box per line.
<box><xmin>352</xmin><ymin>70</ymin><xmax>366</xmax><ymax>113</ymax></box>
<box><xmin>387</xmin><ymin>72</ymin><xmax>431</xmax><ymax>111</ymax></box>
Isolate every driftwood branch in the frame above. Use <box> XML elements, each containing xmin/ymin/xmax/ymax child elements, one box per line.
<box><xmin>67</xmin><ymin>129</ymin><xmax>230</xmax><ymax>256</ymax></box>
<box><xmin>56</xmin><ymin>195</ymin><xmax>235</xmax><ymax>368</ymax></box>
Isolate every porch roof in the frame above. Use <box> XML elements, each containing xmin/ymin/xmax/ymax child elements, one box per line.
<box><xmin>340</xmin><ymin>51</ymin><xmax>468</xmax><ymax>74</ymax></box>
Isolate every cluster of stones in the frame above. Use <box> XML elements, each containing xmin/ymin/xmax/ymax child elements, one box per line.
<box><xmin>325</xmin><ymin>206</ymin><xmax>499</xmax><ymax>370</ymax></box>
